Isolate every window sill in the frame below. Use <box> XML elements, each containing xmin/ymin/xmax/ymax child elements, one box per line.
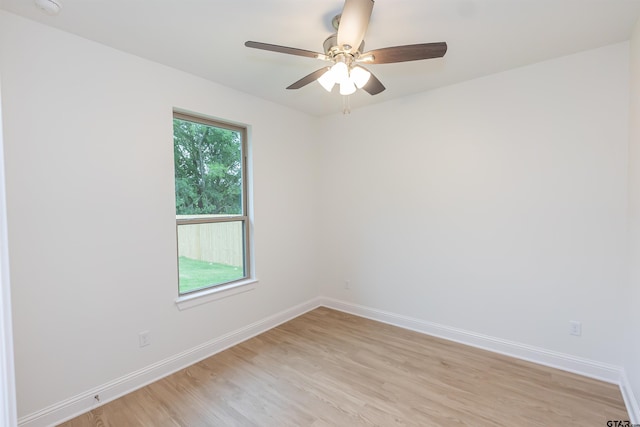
<box><xmin>175</xmin><ymin>278</ymin><xmax>258</xmax><ymax>311</ymax></box>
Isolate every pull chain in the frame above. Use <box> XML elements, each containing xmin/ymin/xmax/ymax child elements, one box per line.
<box><xmin>342</xmin><ymin>95</ymin><xmax>351</xmax><ymax>115</ymax></box>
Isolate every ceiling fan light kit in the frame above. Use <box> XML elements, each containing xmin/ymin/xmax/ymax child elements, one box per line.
<box><xmin>316</xmin><ymin>54</ymin><xmax>372</xmax><ymax>94</ymax></box>
<box><xmin>330</xmin><ymin>59</ymin><xmax>349</xmax><ymax>84</ymax></box>
<box><xmin>317</xmin><ymin>68</ymin><xmax>337</xmax><ymax>92</ymax></box>
<box><xmin>340</xmin><ymin>80</ymin><xmax>356</xmax><ymax>96</ymax></box>
<box><xmin>245</xmin><ymin>0</ymin><xmax>447</xmax><ymax>112</ymax></box>
<box><xmin>350</xmin><ymin>66</ymin><xmax>372</xmax><ymax>88</ymax></box>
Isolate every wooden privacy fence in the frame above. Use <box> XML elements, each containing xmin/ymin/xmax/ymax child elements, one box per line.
<box><xmin>177</xmin><ymin>221</ymin><xmax>244</xmax><ymax>267</ymax></box>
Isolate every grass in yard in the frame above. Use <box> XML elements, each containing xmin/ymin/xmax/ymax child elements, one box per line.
<box><xmin>178</xmin><ymin>256</ymin><xmax>244</xmax><ymax>293</ymax></box>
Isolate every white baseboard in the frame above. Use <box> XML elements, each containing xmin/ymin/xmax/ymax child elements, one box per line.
<box><xmin>320</xmin><ymin>298</ymin><xmax>640</xmax><ymax>421</ymax></box>
<box><xmin>18</xmin><ymin>297</ymin><xmax>323</xmax><ymax>427</ymax></box>
<box><xmin>319</xmin><ymin>297</ymin><xmax>623</xmax><ymax>384</ymax></box>
<box><xmin>18</xmin><ymin>296</ymin><xmax>638</xmax><ymax>426</ymax></box>
<box><xmin>621</xmin><ymin>369</ymin><xmax>640</xmax><ymax>424</ymax></box>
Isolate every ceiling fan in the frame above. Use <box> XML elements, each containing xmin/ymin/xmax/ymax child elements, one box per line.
<box><xmin>245</xmin><ymin>0</ymin><xmax>447</xmax><ymax>97</ymax></box>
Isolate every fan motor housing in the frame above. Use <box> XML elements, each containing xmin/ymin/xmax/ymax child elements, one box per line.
<box><xmin>323</xmin><ymin>34</ymin><xmax>365</xmax><ymax>57</ymax></box>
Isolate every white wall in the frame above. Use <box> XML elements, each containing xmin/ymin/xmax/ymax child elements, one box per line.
<box><xmin>626</xmin><ymin>17</ymin><xmax>640</xmax><ymax>418</ymax></box>
<box><xmin>0</xmin><ymin>67</ymin><xmax>18</xmax><ymax>427</ymax></box>
<box><xmin>318</xmin><ymin>43</ymin><xmax>629</xmax><ymax>366</ymax></box>
<box><xmin>0</xmin><ymin>11</ymin><xmax>319</xmax><ymax>418</ymax></box>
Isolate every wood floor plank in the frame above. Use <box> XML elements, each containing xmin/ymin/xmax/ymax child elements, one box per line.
<box><xmin>58</xmin><ymin>307</ymin><xmax>629</xmax><ymax>426</ymax></box>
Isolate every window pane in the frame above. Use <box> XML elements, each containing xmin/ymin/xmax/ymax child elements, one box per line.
<box><xmin>173</xmin><ymin>118</ymin><xmax>243</xmax><ymax>216</ymax></box>
<box><xmin>177</xmin><ymin>221</ymin><xmax>246</xmax><ymax>294</ymax></box>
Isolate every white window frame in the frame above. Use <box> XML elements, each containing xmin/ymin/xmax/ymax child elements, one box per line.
<box><xmin>173</xmin><ymin>112</ymin><xmax>256</xmax><ymax>310</ymax></box>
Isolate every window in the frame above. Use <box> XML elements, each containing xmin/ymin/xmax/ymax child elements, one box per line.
<box><xmin>173</xmin><ymin>112</ymin><xmax>249</xmax><ymax>295</ymax></box>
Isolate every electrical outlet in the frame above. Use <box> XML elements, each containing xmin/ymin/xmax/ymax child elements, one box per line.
<box><xmin>139</xmin><ymin>331</ymin><xmax>150</xmax><ymax>347</ymax></box>
<box><xmin>569</xmin><ymin>321</ymin><xmax>582</xmax><ymax>336</ymax></box>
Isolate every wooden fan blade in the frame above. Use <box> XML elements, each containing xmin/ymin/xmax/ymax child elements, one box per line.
<box><xmin>287</xmin><ymin>67</ymin><xmax>331</xmax><ymax>90</ymax></box>
<box><xmin>362</xmin><ymin>72</ymin><xmax>385</xmax><ymax>95</ymax></box>
<box><xmin>245</xmin><ymin>41</ymin><xmax>326</xmax><ymax>60</ymax></box>
<box><xmin>337</xmin><ymin>0</ymin><xmax>374</xmax><ymax>53</ymax></box>
<box><xmin>362</xmin><ymin>42</ymin><xmax>447</xmax><ymax>64</ymax></box>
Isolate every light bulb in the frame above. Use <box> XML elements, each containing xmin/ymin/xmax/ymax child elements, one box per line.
<box><xmin>330</xmin><ymin>62</ymin><xmax>349</xmax><ymax>84</ymax></box>
<box><xmin>317</xmin><ymin>69</ymin><xmax>335</xmax><ymax>92</ymax></box>
<box><xmin>350</xmin><ymin>66</ymin><xmax>371</xmax><ymax>89</ymax></box>
<box><xmin>340</xmin><ymin>80</ymin><xmax>356</xmax><ymax>96</ymax></box>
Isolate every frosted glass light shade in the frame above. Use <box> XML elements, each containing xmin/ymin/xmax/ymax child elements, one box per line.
<box><xmin>350</xmin><ymin>66</ymin><xmax>371</xmax><ymax>89</ymax></box>
<box><xmin>317</xmin><ymin>69</ymin><xmax>335</xmax><ymax>92</ymax></box>
<box><xmin>331</xmin><ymin>62</ymin><xmax>349</xmax><ymax>84</ymax></box>
<box><xmin>340</xmin><ymin>80</ymin><xmax>357</xmax><ymax>95</ymax></box>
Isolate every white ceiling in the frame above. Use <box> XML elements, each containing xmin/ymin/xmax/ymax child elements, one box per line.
<box><xmin>2</xmin><ymin>0</ymin><xmax>640</xmax><ymax>116</ymax></box>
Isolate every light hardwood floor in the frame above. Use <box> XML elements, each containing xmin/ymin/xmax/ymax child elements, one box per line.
<box><xmin>59</xmin><ymin>307</ymin><xmax>629</xmax><ymax>426</ymax></box>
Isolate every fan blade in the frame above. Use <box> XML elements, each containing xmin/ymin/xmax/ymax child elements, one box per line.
<box><xmin>361</xmin><ymin>42</ymin><xmax>447</xmax><ymax>64</ymax></box>
<box><xmin>287</xmin><ymin>67</ymin><xmax>331</xmax><ymax>90</ymax></box>
<box><xmin>245</xmin><ymin>41</ymin><xmax>327</xmax><ymax>60</ymax></box>
<box><xmin>362</xmin><ymin>71</ymin><xmax>385</xmax><ymax>95</ymax></box>
<box><xmin>337</xmin><ymin>0</ymin><xmax>374</xmax><ymax>53</ymax></box>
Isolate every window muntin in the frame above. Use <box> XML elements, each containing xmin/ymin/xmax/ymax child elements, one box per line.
<box><xmin>173</xmin><ymin>112</ymin><xmax>249</xmax><ymax>295</ymax></box>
